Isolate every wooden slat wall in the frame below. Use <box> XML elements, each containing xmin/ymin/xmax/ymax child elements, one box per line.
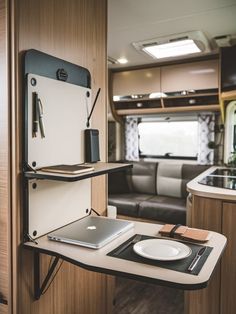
<box><xmin>221</xmin><ymin>202</ymin><xmax>236</xmax><ymax>314</ymax></box>
<box><xmin>0</xmin><ymin>0</ymin><xmax>10</xmax><ymax>313</ymax></box>
<box><xmin>10</xmin><ymin>1</ymin><xmax>109</xmax><ymax>313</ymax></box>
<box><xmin>185</xmin><ymin>196</ymin><xmax>222</xmax><ymax>314</ymax></box>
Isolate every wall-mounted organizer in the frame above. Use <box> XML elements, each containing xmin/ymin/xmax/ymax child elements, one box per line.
<box><xmin>23</xmin><ymin>50</ymin><xmax>131</xmax><ymax>240</ymax></box>
<box><xmin>22</xmin><ymin>50</ymin><xmax>226</xmax><ymax>301</ymax></box>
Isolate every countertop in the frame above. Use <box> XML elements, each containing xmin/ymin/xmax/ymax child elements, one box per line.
<box><xmin>187</xmin><ymin>166</ymin><xmax>236</xmax><ymax>201</ymax></box>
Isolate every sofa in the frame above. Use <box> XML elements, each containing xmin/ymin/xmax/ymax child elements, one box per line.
<box><xmin>108</xmin><ymin>161</ymin><xmax>208</xmax><ymax>225</ymax></box>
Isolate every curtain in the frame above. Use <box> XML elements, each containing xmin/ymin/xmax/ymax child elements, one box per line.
<box><xmin>197</xmin><ymin>114</ymin><xmax>215</xmax><ymax>165</ymax></box>
<box><xmin>125</xmin><ymin>117</ymin><xmax>139</xmax><ymax>161</ymax></box>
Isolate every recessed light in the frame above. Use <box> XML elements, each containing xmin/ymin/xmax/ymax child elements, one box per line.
<box><xmin>117</xmin><ymin>58</ymin><xmax>128</xmax><ymax>64</ymax></box>
<box><xmin>143</xmin><ymin>39</ymin><xmax>201</xmax><ymax>59</ymax></box>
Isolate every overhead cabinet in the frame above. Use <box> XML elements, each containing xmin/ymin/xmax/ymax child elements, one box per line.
<box><xmin>113</xmin><ymin>67</ymin><xmax>161</xmax><ymax>96</ymax></box>
<box><xmin>161</xmin><ymin>60</ymin><xmax>218</xmax><ymax>93</ymax></box>
<box><xmin>112</xmin><ymin>59</ymin><xmax>220</xmax><ymax>115</ymax></box>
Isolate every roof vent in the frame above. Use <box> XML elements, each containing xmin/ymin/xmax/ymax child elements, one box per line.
<box><xmin>132</xmin><ymin>31</ymin><xmax>212</xmax><ymax>60</ymax></box>
<box><xmin>214</xmin><ymin>34</ymin><xmax>236</xmax><ymax>47</ymax></box>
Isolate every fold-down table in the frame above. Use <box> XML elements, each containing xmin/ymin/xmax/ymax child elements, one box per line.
<box><xmin>24</xmin><ymin>220</ymin><xmax>226</xmax><ymax>299</ymax></box>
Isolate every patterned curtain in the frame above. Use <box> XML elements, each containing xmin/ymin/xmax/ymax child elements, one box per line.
<box><xmin>125</xmin><ymin>117</ymin><xmax>139</xmax><ymax>161</ymax></box>
<box><xmin>197</xmin><ymin>114</ymin><xmax>215</xmax><ymax>165</ymax></box>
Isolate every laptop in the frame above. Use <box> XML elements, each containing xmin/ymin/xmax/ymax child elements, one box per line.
<box><xmin>47</xmin><ymin>215</ymin><xmax>134</xmax><ymax>249</ymax></box>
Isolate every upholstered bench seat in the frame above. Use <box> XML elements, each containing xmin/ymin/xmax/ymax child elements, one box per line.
<box><xmin>108</xmin><ymin>161</ymin><xmax>208</xmax><ymax>225</ymax></box>
<box><xmin>108</xmin><ymin>193</ymin><xmax>152</xmax><ymax>217</ymax></box>
<box><xmin>139</xmin><ymin>195</ymin><xmax>186</xmax><ymax>224</ymax></box>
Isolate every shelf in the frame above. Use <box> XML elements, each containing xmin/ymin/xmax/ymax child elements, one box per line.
<box><xmin>116</xmin><ymin>105</ymin><xmax>220</xmax><ymax>116</ymax></box>
<box><xmin>113</xmin><ymin>91</ymin><xmax>220</xmax><ymax>115</ymax></box>
<box><xmin>24</xmin><ymin>220</ymin><xmax>226</xmax><ymax>293</ymax></box>
<box><xmin>220</xmin><ymin>90</ymin><xmax>236</xmax><ymax>101</ymax></box>
<box><xmin>24</xmin><ymin>162</ymin><xmax>132</xmax><ymax>182</ymax></box>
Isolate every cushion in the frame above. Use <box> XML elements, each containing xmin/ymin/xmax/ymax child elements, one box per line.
<box><xmin>181</xmin><ymin>164</ymin><xmax>209</xmax><ymax>197</ymax></box>
<box><xmin>108</xmin><ymin>193</ymin><xmax>152</xmax><ymax>217</ymax></box>
<box><xmin>128</xmin><ymin>162</ymin><xmax>157</xmax><ymax>195</ymax></box>
<box><xmin>156</xmin><ymin>163</ymin><xmax>182</xmax><ymax>198</ymax></box>
<box><xmin>139</xmin><ymin>195</ymin><xmax>186</xmax><ymax>224</ymax></box>
<box><xmin>108</xmin><ymin>171</ymin><xmax>130</xmax><ymax>194</ymax></box>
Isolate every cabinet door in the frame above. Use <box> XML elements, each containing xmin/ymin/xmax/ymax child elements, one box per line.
<box><xmin>221</xmin><ymin>202</ymin><xmax>236</xmax><ymax>314</ymax></box>
<box><xmin>162</xmin><ymin>60</ymin><xmax>219</xmax><ymax>93</ymax></box>
<box><xmin>112</xmin><ymin>67</ymin><xmax>161</xmax><ymax>96</ymax></box>
<box><xmin>185</xmin><ymin>196</ymin><xmax>222</xmax><ymax>314</ymax></box>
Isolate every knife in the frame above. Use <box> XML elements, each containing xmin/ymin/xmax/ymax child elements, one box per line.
<box><xmin>188</xmin><ymin>247</ymin><xmax>207</xmax><ymax>272</ymax></box>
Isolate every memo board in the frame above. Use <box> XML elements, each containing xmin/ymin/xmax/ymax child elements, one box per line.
<box><xmin>26</xmin><ymin>73</ymin><xmax>91</xmax><ymax>168</ymax></box>
<box><xmin>23</xmin><ymin>50</ymin><xmax>93</xmax><ymax>239</ymax></box>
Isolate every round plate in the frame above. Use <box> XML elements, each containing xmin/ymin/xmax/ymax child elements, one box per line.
<box><xmin>133</xmin><ymin>239</ymin><xmax>192</xmax><ymax>261</ymax></box>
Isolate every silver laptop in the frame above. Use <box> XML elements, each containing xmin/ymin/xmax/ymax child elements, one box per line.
<box><xmin>48</xmin><ymin>216</ymin><xmax>134</xmax><ymax>249</ymax></box>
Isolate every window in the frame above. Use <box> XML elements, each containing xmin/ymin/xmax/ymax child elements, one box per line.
<box><xmin>138</xmin><ymin>120</ymin><xmax>198</xmax><ymax>159</ymax></box>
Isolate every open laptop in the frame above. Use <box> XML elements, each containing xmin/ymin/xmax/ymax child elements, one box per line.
<box><xmin>48</xmin><ymin>215</ymin><xmax>134</xmax><ymax>249</ymax></box>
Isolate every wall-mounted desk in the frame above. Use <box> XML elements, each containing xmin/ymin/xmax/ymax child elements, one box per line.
<box><xmin>24</xmin><ymin>162</ymin><xmax>131</xmax><ymax>182</ymax></box>
<box><xmin>24</xmin><ymin>220</ymin><xmax>226</xmax><ymax>299</ymax></box>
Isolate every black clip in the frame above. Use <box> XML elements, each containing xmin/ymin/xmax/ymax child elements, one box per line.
<box><xmin>57</xmin><ymin>68</ymin><xmax>68</xmax><ymax>81</ymax></box>
<box><xmin>27</xmin><ymin>233</ymin><xmax>38</xmax><ymax>245</ymax></box>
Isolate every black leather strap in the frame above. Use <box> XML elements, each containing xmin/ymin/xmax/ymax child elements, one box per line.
<box><xmin>169</xmin><ymin>224</ymin><xmax>182</xmax><ymax>238</ymax></box>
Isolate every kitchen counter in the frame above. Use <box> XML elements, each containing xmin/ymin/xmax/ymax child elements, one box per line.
<box><xmin>185</xmin><ymin>166</ymin><xmax>236</xmax><ymax>314</ymax></box>
<box><xmin>187</xmin><ymin>166</ymin><xmax>236</xmax><ymax>201</ymax></box>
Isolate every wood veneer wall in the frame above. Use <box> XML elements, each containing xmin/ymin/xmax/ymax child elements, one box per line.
<box><xmin>0</xmin><ymin>0</ymin><xmax>11</xmax><ymax>313</ymax></box>
<box><xmin>9</xmin><ymin>0</ymin><xmax>109</xmax><ymax>313</ymax></box>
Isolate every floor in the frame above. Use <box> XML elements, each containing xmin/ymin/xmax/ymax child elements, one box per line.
<box><xmin>113</xmin><ymin>277</ymin><xmax>184</xmax><ymax>314</ymax></box>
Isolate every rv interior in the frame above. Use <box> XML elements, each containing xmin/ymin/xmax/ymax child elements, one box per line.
<box><xmin>0</xmin><ymin>0</ymin><xmax>235</xmax><ymax>314</ymax></box>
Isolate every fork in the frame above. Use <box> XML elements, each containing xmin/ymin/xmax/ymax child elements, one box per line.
<box><xmin>114</xmin><ymin>234</ymin><xmax>142</xmax><ymax>256</ymax></box>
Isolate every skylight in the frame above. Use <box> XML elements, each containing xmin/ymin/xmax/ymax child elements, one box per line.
<box><xmin>143</xmin><ymin>39</ymin><xmax>201</xmax><ymax>59</ymax></box>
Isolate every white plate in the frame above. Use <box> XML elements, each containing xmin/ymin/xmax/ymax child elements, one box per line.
<box><xmin>133</xmin><ymin>239</ymin><xmax>192</xmax><ymax>261</ymax></box>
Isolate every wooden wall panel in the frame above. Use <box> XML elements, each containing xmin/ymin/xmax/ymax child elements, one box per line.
<box><xmin>185</xmin><ymin>196</ymin><xmax>222</xmax><ymax>314</ymax></box>
<box><xmin>221</xmin><ymin>202</ymin><xmax>236</xmax><ymax>314</ymax></box>
<box><xmin>10</xmin><ymin>1</ymin><xmax>109</xmax><ymax>313</ymax></box>
<box><xmin>0</xmin><ymin>0</ymin><xmax>10</xmax><ymax>312</ymax></box>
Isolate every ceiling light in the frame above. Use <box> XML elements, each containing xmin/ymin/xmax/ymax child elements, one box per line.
<box><xmin>117</xmin><ymin>58</ymin><xmax>128</xmax><ymax>64</ymax></box>
<box><xmin>132</xmin><ymin>31</ymin><xmax>211</xmax><ymax>60</ymax></box>
<box><xmin>149</xmin><ymin>92</ymin><xmax>167</xmax><ymax>98</ymax></box>
<box><xmin>143</xmin><ymin>39</ymin><xmax>201</xmax><ymax>59</ymax></box>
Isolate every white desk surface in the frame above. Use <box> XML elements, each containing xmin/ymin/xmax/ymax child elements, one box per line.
<box><xmin>24</xmin><ymin>219</ymin><xmax>226</xmax><ymax>290</ymax></box>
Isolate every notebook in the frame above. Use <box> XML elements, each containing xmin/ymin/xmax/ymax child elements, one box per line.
<box><xmin>48</xmin><ymin>216</ymin><xmax>134</xmax><ymax>249</ymax></box>
<box><xmin>40</xmin><ymin>164</ymin><xmax>94</xmax><ymax>175</ymax></box>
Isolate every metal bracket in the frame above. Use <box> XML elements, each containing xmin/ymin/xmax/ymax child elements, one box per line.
<box><xmin>34</xmin><ymin>251</ymin><xmax>60</xmax><ymax>300</ymax></box>
<box><xmin>0</xmin><ymin>293</ymin><xmax>8</xmax><ymax>305</ymax></box>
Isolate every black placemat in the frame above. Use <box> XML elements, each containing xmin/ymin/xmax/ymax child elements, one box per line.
<box><xmin>107</xmin><ymin>234</ymin><xmax>213</xmax><ymax>276</ymax></box>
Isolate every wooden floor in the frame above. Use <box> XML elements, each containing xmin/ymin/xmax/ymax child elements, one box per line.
<box><xmin>113</xmin><ymin>277</ymin><xmax>184</xmax><ymax>314</ymax></box>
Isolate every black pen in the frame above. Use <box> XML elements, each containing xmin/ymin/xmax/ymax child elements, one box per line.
<box><xmin>32</xmin><ymin>92</ymin><xmax>39</xmax><ymax>137</ymax></box>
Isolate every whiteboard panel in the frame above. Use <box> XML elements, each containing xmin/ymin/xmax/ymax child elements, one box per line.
<box><xmin>27</xmin><ymin>73</ymin><xmax>91</xmax><ymax>169</ymax></box>
<box><xmin>28</xmin><ymin>178</ymin><xmax>91</xmax><ymax>238</ymax></box>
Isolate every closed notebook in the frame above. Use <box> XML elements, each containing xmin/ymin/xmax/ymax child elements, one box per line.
<box><xmin>40</xmin><ymin>164</ymin><xmax>94</xmax><ymax>174</ymax></box>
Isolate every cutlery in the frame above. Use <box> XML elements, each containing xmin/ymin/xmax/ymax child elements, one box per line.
<box><xmin>115</xmin><ymin>234</ymin><xmax>142</xmax><ymax>256</ymax></box>
<box><xmin>188</xmin><ymin>247</ymin><xmax>207</xmax><ymax>272</ymax></box>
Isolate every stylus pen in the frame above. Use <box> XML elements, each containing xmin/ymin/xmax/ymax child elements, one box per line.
<box><xmin>32</xmin><ymin>92</ymin><xmax>39</xmax><ymax>137</ymax></box>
